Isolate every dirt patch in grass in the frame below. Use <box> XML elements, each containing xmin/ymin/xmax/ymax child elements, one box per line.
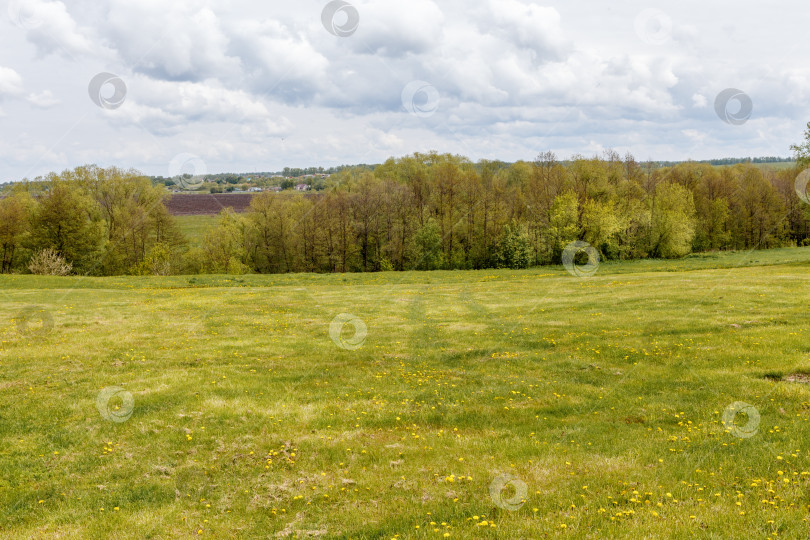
<box><xmin>763</xmin><ymin>372</ymin><xmax>810</xmax><ymax>383</ymax></box>
<box><xmin>783</xmin><ymin>373</ymin><xmax>810</xmax><ymax>383</ymax></box>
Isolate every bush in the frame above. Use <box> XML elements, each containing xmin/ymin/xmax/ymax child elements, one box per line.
<box><xmin>182</xmin><ymin>247</ymin><xmax>206</xmax><ymax>274</ymax></box>
<box><xmin>139</xmin><ymin>242</ymin><xmax>173</xmax><ymax>276</ymax></box>
<box><xmin>490</xmin><ymin>224</ymin><xmax>531</xmax><ymax>269</ymax></box>
<box><xmin>409</xmin><ymin>220</ymin><xmax>444</xmax><ymax>270</ymax></box>
<box><xmin>226</xmin><ymin>257</ymin><xmax>250</xmax><ymax>275</ymax></box>
<box><xmin>28</xmin><ymin>248</ymin><xmax>72</xmax><ymax>276</ymax></box>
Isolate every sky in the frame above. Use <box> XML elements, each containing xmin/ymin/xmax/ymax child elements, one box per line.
<box><xmin>0</xmin><ymin>0</ymin><xmax>809</xmax><ymax>181</ymax></box>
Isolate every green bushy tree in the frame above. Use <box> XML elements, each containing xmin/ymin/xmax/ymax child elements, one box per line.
<box><xmin>490</xmin><ymin>224</ymin><xmax>531</xmax><ymax>269</ymax></box>
<box><xmin>650</xmin><ymin>182</ymin><xmax>696</xmax><ymax>258</ymax></box>
<box><xmin>409</xmin><ymin>219</ymin><xmax>443</xmax><ymax>270</ymax></box>
<box><xmin>29</xmin><ymin>178</ymin><xmax>105</xmax><ymax>274</ymax></box>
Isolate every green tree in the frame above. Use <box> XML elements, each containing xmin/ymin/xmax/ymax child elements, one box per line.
<box><xmin>409</xmin><ymin>219</ymin><xmax>443</xmax><ymax>270</ymax></box>
<box><xmin>0</xmin><ymin>192</ymin><xmax>33</xmax><ymax>273</ymax></box>
<box><xmin>693</xmin><ymin>198</ymin><xmax>732</xmax><ymax>251</ymax></box>
<box><xmin>350</xmin><ymin>173</ymin><xmax>384</xmax><ymax>271</ymax></box>
<box><xmin>245</xmin><ymin>193</ymin><xmax>308</xmax><ymax>273</ymax></box>
<box><xmin>544</xmin><ymin>191</ymin><xmax>580</xmax><ymax>262</ymax></box>
<box><xmin>490</xmin><ymin>223</ymin><xmax>531</xmax><ymax>269</ymax></box>
<box><xmin>581</xmin><ymin>199</ymin><xmax>620</xmax><ymax>257</ymax></box>
<box><xmin>649</xmin><ymin>182</ymin><xmax>696</xmax><ymax>258</ymax></box>
<box><xmin>202</xmin><ymin>209</ymin><xmax>248</xmax><ymax>273</ymax></box>
<box><xmin>729</xmin><ymin>165</ymin><xmax>787</xmax><ymax>249</ymax></box>
<box><xmin>79</xmin><ymin>166</ymin><xmax>183</xmax><ymax>274</ymax></box>
<box><xmin>29</xmin><ymin>178</ymin><xmax>105</xmax><ymax>273</ymax></box>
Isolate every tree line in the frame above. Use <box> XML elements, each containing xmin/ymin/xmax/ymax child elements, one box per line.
<box><xmin>1</xmin><ymin>151</ymin><xmax>809</xmax><ymax>276</ymax></box>
<box><xmin>0</xmin><ymin>166</ymin><xmax>183</xmax><ymax>275</ymax></box>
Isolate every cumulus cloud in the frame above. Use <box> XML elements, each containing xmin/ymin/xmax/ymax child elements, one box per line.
<box><xmin>101</xmin><ymin>0</ymin><xmax>240</xmax><ymax>81</ymax></box>
<box><xmin>106</xmin><ymin>76</ymin><xmax>293</xmax><ymax>136</ymax></box>
<box><xmin>17</xmin><ymin>0</ymin><xmax>97</xmax><ymax>58</ymax></box>
<box><xmin>346</xmin><ymin>0</ymin><xmax>445</xmax><ymax>57</ymax></box>
<box><xmin>0</xmin><ymin>66</ymin><xmax>24</xmax><ymax>97</ymax></box>
<box><xmin>230</xmin><ymin>19</ymin><xmax>329</xmax><ymax>103</ymax></box>
<box><xmin>0</xmin><ymin>0</ymin><xmax>807</xmax><ymax>179</ymax></box>
<box><xmin>26</xmin><ymin>90</ymin><xmax>60</xmax><ymax>108</ymax></box>
<box><xmin>484</xmin><ymin>0</ymin><xmax>568</xmax><ymax>62</ymax></box>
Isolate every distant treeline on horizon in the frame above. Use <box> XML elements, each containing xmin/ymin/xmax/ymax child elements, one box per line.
<box><xmin>0</xmin><ymin>151</ymin><xmax>807</xmax><ymax>276</ymax></box>
<box><xmin>0</xmin><ymin>156</ymin><xmax>795</xmax><ymax>188</ymax></box>
<box><xmin>148</xmin><ymin>156</ymin><xmax>795</xmax><ymax>184</ymax></box>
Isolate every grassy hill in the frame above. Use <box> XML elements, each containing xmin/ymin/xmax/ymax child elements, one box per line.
<box><xmin>2</xmin><ymin>253</ymin><xmax>810</xmax><ymax>537</ymax></box>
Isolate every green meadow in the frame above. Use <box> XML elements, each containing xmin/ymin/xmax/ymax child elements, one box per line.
<box><xmin>175</xmin><ymin>215</ymin><xmax>217</xmax><ymax>249</ymax></box>
<box><xmin>3</xmin><ymin>249</ymin><xmax>810</xmax><ymax>538</ymax></box>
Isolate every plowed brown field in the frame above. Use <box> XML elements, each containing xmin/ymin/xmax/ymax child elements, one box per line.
<box><xmin>165</xmin><ymin>193</ymin><xmax>254</xmax><ymax>215</ymax></box>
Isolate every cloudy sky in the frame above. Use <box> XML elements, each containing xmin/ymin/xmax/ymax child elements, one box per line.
<box><xmin>0</xmin><ymin>0</ymin><xmax>808</xmax><ymax>181</ymax></box>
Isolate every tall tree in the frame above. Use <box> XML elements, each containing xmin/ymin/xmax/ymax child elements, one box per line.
<box><xmin>649</xmin><ymin>182</ymin><xmax>696</xmax><ymax>258</ymax></box>
<box><xmin>29</xmin><ymin>177</ymin><xmax>105</xmax><ymax>274</ymax></box>
<box><xmin>0</xmin><ymin>192</ymin><xmax>33</xmax><ymax>273</ymax></box>
<box><xmin>203</xmin><ymin>209</ymin><xmax>248</xmax><ymax>273</ymax></box>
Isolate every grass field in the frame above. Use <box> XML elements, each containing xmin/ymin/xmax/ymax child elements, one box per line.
<box><xmin>3</xmin><ymin>249</ymin><xmax>810</xmax><ymax>538</ymax></box>
<box><xmin>175</xmin><ymin>215</ymin><xmax>217</xmax><ymax>248</ymax></box>
<box><xmin>754</xmin><ymin>161</ymin><xmax>798</xmax><ymax>171</ymax></box>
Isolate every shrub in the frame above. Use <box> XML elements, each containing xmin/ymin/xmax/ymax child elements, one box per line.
<box><xmin>490</xmin><ymin>224</ymin><xmax>531</xmax><ymax>269</ymax></box>
<box><xmin>409</xmin><ymin>220</ymin><xmax>443</xmax><ymax>270</ymax></box>
<box><xmin>226</xmin><ymin>256</ymin><xmax>249</xmax><ymax>275</ymax></box>
<box><xmin>182</xmin><ymin>247</ymin><xmax>206</xmax><ymax>274</ymax></box>
<box><xmin>140</xmin><ymin>242</ymin><xmax>173</xmax><ymax>276</ymax></box>
<box><xmin>28</xmin><ymin>248</ymin><xmax>72</xmax><ymax>276</ymax></box>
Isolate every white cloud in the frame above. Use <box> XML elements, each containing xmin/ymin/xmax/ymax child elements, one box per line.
<box><xmin>0</xmin><ymin>66</ymin><xmax>23</xmax><ymax>97</ymax></box>
<box><xmin>485</xmin><ymin>0</ymin><xmax>568</xmax><ymax>62</ymax></box>
<box><xmin>21</xmin><ymin>0</ymin><xmax>97</xmax><ymax>58</ymax></box>
<box><xmin>102</xmin><ymin>0</ymin><xmax>240</xmax><ymax>81</ymax></box>
<box><xmin>106</xmin><ymin>76</ymin><xmax>293</xmax><ymax>137</ymax></box>
<box><xmin>26</xmin><ymin>90</ymin><xmax>60</xmax><ymax>108</ymax></box>
<box><xmin>347</xmin><ymin>0</ymin><xmax>445</xmax><ymax>57</ymax></box>
<box><xmin>0</xmin><ymin>0</ymin><xmax>808</xmax><ymax>180</ymax></box>
<box><xmin>230</xmin><ymin>19</ymin><xmax>329</xmax><ymax>103</ymax></box>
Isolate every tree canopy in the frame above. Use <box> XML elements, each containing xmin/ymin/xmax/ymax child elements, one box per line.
<box><xmin>1</xmin><ymin>152</ymin><xmax>808</xmax><ymax>275</ymax></box>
